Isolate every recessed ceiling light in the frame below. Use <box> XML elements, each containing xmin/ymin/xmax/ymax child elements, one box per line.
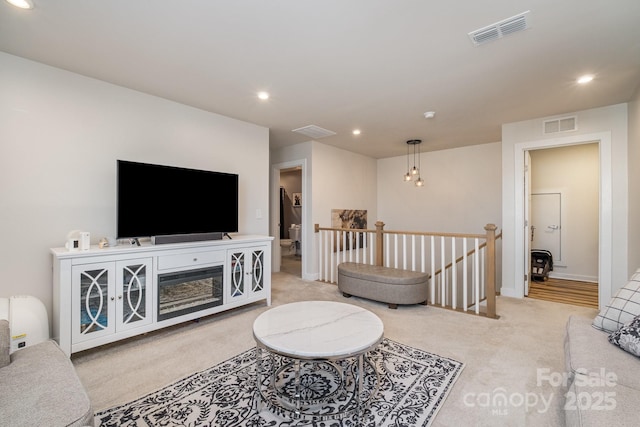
<box><xmin>5</xmin><ymin>0</ymin><xmax>33</xmax><ymax>9</ymax></box>
<box><xmin>352</xmin><ymin>129</ymin><xmax>361</xmax><ymax>135</ymax></box>
<box><xmin>577</xmin><ymin>75</ymin><xmax>594</xmax><ymax>84</ymax></box>
<box><xmin>257</xmin><ymin>91</ymin><xmax>269</xmax><ymax>100</ymax></box>
<box><xmin>424</xmin><ymin>111</ymin><xmax>436</xmax><ymax>119</ymax></box>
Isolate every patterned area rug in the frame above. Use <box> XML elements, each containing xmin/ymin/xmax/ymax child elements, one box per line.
<box><xmin>96</xmin><ymin>338</ymin><xmax>464</xmax><ymax>427</ymax></box>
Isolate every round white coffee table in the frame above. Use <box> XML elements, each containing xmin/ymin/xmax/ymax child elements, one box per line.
<box><xmin>253</xmin><ymin>301</ymin><xmax>384</xmax><ymax>420</ymax></box>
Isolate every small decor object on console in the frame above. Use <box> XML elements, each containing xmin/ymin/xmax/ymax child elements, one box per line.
<box><xmin>65</xmin><ymin>230</ymin><xmax>84</xmax><ymax>252</ymax></box>
<box><xmin>79</xmin><ymin>231</ymin><xmax>90</xmax><ymax>251</ymax></box>
<box><xmin>65</xmin><ymin>238</ymin><xmax>79</xmax><ymax>251</ymax></box>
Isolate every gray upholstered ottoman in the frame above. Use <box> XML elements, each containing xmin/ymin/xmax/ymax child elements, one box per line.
<box><xmin>337</xmin><ymin>262</ymin><xmax>429</xmax><ymax>309</ymax></box>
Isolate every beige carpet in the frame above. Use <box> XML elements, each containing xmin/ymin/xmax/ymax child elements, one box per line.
<box><xmin>72</xmin><ymin>271</ymin><xmax>598</xmax><ymax>426</ymax></box>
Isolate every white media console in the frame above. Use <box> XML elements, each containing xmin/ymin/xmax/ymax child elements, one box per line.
<box><xmin>51</xmin><ymin>235</ymin><xmax>273</xmax><ymax>356</ymax></box>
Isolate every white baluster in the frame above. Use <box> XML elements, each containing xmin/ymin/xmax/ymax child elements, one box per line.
<box><xmin>463</xmin><ymin>238</ymin><xmax>468</xmax><ymax>312</ymax></box>
<box><xmin>421</xmin><ymin>236</ymin><xmax>426</xmax><ymax>273</ymax></box>
<box><xmin>330</xmin><ymin>231</ymin><xmax>335</xmax><ymax>283</ymax></box>
<box><xmin>394</xmin><ymin>235</ymin><xmax>399</xmax><ymax>269</ymax></box>
<box><xmin>411</xmin><ymin>235</ymin><xmax>416</xmax><ymax>271</ymax></box>
<box><xmin>385</xmin><ymin>234</ymin><xmax>390</xmax><ymax>268</ymax></box>
<box><xmin>325</xmin><ymin>231</ymin><xmax>330</xmax><ymax>282</ymax></box>
<box><xmin>481</xmin><ymin>247</ymin><xmax>486</xmax><ymax>300</ymax></box>
<box><xmin>430</xmin><ymin>236</ymin><xmax>435</xmax><ymax>304</ymax></box>
<box><xmin>401</xmin><ymin>234</ymin><xmax>406</xmax><ymax>270</ymax></box>
<box><xmin>441</xmin><ymin>236</ymin><xmax>446</xmax><ymax>307</ymax></box>
<box><xmin>451</xmin><ymin>237</ymin><xmax>457</xmax><ymax>310</ymax></box>
<box><xmin>318</xmin><ymin>230</ymin><xmax>322</xmax><ymax>281</ymax></box>
<box><xmin>474</xmin><ymin>238</ymin><xmax>480</xmax><ymax>314</ymax></box>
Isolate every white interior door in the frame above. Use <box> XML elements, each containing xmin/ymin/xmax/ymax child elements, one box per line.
<box><xmin>531</xmin><ymin>193</ymin><xmax>562</xmax><ymax>264</ymax></box>
<box><xmin>524</xmin><ymin>151</ymin><xmax>531</xmax><ymax>296</ymax></box>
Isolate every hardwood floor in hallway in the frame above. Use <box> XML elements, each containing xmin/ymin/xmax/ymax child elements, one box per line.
<box><xmin>527</xmin><ymin>277</ymin><xmax>598</xmax><ymax>308</ymax></box>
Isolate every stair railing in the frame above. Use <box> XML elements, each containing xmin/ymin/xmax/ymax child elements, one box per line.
<box><xmin>314</xmin><ymin>222</ymin><xmax>501</xmax><ymax>319</ymax></box>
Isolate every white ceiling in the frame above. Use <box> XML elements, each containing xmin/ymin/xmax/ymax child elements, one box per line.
<box><xmin>1</xmin><ymin>0</ymin><xmax>639</xmax><ymax>159</ymax></box>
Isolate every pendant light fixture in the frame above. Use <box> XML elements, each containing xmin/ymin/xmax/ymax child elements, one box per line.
<box><xmin>403</xmin><ymin>139</ymin><xmax>424</xmax><ymax>187</ymax></box>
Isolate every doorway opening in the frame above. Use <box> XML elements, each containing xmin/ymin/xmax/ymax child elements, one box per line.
<box><xmin>525</xmin><ymin>144</ymin><xmax>600</xmax><ymax>308</ymax></box>
<box><xmin>271</xmin><ymin>159</ymin><xmax>307</xmax><ymax>279</ymax></box>
<box><xmin>279</xmin><ymin>167</ymin><xmax>302</xmax><ymax>277</ymax></box>
<box><xmin>517</xmin><ymin>134</ymin><xmax>610</xmax><ymax>308</ymax></box>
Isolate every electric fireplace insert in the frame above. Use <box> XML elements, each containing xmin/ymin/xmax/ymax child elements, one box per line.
<box><xmin>157</xmin><ymin>266</ymin><xmax>223</xmax><ymax>321</ymax></box>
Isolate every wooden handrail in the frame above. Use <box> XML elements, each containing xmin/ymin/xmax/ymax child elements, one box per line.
<box><xmin>314</xmin><ymin>225</ymin><xmax>487</xmax><ymax>240</ymax></box>
<box><xmin>315</xmin><ymin>225</ymin><xmax>375</xmax><ymax>233</ymax></box>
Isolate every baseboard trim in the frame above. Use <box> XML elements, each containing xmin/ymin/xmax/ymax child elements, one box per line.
<box><xmin>304</xmin><ymin>272</ymin><xmax>319</xmax><ymax>281</ymax></box>
<box><xmin>499</xmin><ymin>287</ymin><xmax>520</xmax><ymax>298</ymax></box>
<box><xmin>548</xmin><ymin>272</ymin><xmax>598</xmax><ymax>283</ymax></box>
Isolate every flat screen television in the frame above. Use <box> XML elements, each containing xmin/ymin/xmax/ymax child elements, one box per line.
<box><xmin>117</xmin><ymin>160</ymin><xmax>239</xmax><ymax>242</ymax></box>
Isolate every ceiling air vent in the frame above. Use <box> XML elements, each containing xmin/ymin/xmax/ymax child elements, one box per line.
<box><xmin>543</xmin><ymin>116</ymin><xmax>577</xmax><ymax>134</ymax></box>
<box><xmin>292</xmin><ymin>125</ymin><xmax>336</xmax><ymax>139</ymax></box>
<box><xmin>469</xmin><ymin>11</ymin><xmax>530</xmax><ymax>46</ymax></box>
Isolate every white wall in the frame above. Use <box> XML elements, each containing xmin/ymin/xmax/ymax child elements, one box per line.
<box><xmin>377</xmin><ymin>142</ymin><xmax>502</xmax><ymax>233</ymax></box>
<box><xmin>629</xmin><ymin>89</ymin><xmax>640</xmax><ymax>275</ymax></box>
<box><xmin>0</xmin><ymin>52</ymin><xmax>269</xmax><ymax>325</ymax></box>
<box><xmin>502</xmin><ymin>103</ymin><xmax>628</xmax><ymax>307</ymax></box>
<box><xmin>311</xmin><ymin>141</ymin><xmax>378</xmax><ymax>227</ymax></box>
<box><xmin>311</xmin><ymin>142</ymin><xmax>378</xmax><ymax>278</ymax></box>
<box><xmin>530</xmin><ymin>144</ymin><xmax>599</xmax><ymax>281</ymax></box>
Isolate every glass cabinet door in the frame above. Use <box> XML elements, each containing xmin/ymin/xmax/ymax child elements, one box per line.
<box><xmin>230</xmin><ymin>251</ymin><xmax>246</xmax><ymax>298</ymax></box>
<box><xmin>116</xmin><ymin>258</ymin><xmax>153</xmax><ymax>331</ymax></box>
<box><xmin>72</xmin><ymin>263</ymin><xmax>116</xmax><ymax>343</ymax></box>
<box><xmin>251</xmin><ymin>249</ymin><xmax>264</xmax><ymax>293</ymax></box>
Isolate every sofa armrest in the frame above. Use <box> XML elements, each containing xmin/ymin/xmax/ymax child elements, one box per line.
<box><xmin>0</xmin><ymin>319</ymin><xmax>9</xmax><ymax>368</ymax></box>
<box><xmin>0</xmin><ymin>340</ymin><xmax>94</xmax><ymax>426</ymax></box>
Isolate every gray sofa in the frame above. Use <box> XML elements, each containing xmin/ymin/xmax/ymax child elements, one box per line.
<box><xmin>0</xmin><ymin>319</ymin><xmax>94</xmax><ymax>427</ymax></box>
<box><xmin>563</xmin><ymin>314</ymin><xmax>640</xmax><ymax>426</ymax></box>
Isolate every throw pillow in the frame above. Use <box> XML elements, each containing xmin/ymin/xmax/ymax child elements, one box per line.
<box><xmin>592</xmin><ymin>269</ymin><xmax>640</xmax><ymax>333</ymax></box>
<box><xmin>609</xmin><ymin>315</ymin><xmax>640</xmax><ymax>357</ymax></box>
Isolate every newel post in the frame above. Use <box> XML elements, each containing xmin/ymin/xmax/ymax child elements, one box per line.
<box><xmin>375</xmin><ymin>221</ymin><xmax>385</xmax><ymax>266</ymax></box>
<box><xmin>484</xmin><ymin>223</ymin><xmax>498</xmax><ymax>319</ymax></box>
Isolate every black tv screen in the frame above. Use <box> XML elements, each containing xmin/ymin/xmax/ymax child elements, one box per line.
<box><xmin>117</xmin><ymin>160</ymin><xmax>239</xmax><ymax>239</ymax></box>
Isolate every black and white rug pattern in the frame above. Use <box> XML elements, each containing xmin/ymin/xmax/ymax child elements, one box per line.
<box><xmin>96</xmin><ymin>338</ymin><xmax>464</xmax><ymax>427</ymax></box>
